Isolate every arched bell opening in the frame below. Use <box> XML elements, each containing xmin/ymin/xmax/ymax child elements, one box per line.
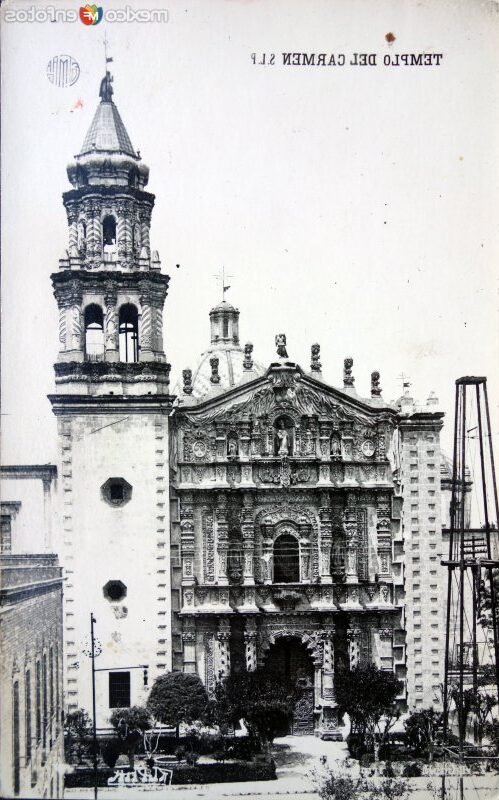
<box><xmin>102</xmin><ymin>214</ymin><xmax>117</xmax><ymax>252</ymax></box>
<box><xmin>119</xmin><ymin>304</ymin><xmax>139</xmax><ymax>363</ymax></box>
<box><xmin>84</xmin><ymin>304</ymin><xmax>104</xmax><ymax>360</ymax></box>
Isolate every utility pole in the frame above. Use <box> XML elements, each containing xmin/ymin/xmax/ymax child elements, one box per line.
<box><xmin>90</xmin><ymin>613</ymin><xmax>98</xmax><ymax>800</ymax></box>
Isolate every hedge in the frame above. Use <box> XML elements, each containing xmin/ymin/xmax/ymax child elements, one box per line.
<box><xmin>65</xmin><ymin>759</ymin><xmax>276</xmax><ymax>788</ymax></box>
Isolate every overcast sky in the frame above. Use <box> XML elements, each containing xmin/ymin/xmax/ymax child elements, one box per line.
<box><xmin>1</xmin><ymin>0</ymin><xmax>498</xmax><ymax>465</ymax></box>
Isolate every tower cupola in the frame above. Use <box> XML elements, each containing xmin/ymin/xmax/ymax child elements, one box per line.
<box><xmin>209</xmin><ymin>300</ymin><xmax>240</xmax><ymax>346</ymax></box>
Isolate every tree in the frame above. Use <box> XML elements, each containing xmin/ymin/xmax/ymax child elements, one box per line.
<box><xmin>64</xmin><ymin>708</ymin><xmax>91</xmax><ymax>764</ymax></box>
<box><xmin>335</xmin><ymin>664</ymin><xmax>403</xmax><ymax>762</ymax></box>
<box><xmin>146</xmin><ymin>671</ymin><xmax>209</xmax><ymax>738</ymax></box>
<box><xmin>109</xmin><ymin>706</ymin><xmax>151</xmax><ymax>770</ymax></box>
<box><xmin>471</xmin><ymin>692</ymin><xmax>497</xmax><ymax>745</ymax></box>
<box><xmin>404</xmin><ymin>708</ymin><xmax>442</xmax><ymax>762</ymax></box>
<box><xmin>210</xmin><ymin>669</ymin><xmax>297</xmax><ymax>754</ymax></box>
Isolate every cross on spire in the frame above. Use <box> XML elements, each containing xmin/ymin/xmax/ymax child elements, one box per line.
<box><xmin>212</xmin><ymin>266</ymin><xmax>233</xmax><ymax>302</ymax></box>
<box><xmin>103</xmin><ymin>31</ymin><xmax>113</xmax><ymax>71</ymax></box>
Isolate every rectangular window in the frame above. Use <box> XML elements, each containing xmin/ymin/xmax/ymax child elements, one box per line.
<box><xmin>109</xmin><ymin>671</ymin><xmax>131</xmax><ymax>708</ymax></box>
<box><xmin>25</xmin><ymin>670</ymin><xmax>32</xmax><ymax>762</ymax></box>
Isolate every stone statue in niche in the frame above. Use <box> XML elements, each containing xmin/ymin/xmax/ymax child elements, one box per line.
<box><xmin>276</xmin><ymin>420</ymin><xmax>291</xmax><ymax>456</ymax></box>
<box><xmin>330</xmin><ymin>434</ymin><xmax>341</xmax><ymax>457</ymax></box>
<box><xmin>275</xmin><ymin>333</ymin><xmax>288</xmax><ymax>359</ymax></box>
<box><xmin>227</xmin><ymin>438</ymin><xmax>238</xmax><ymax>458</ymax></box>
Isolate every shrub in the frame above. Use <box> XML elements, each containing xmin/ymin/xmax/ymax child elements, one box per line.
<box><xmin>382</xmin><ymin>762</ymin><xmax>395</xmax><ymax>777</ymax></box>
<box><xmin>170</xmin><ymin>759</ymin><xmax>276</xmax><ymax>784</ymax></box>
<box><xmin>185</xmin><ymin>750</ymin><xmax>200</xmax><ymax>766</ymax></box>
<box><xmin>175</xmin><ymin>745</ymin><xmax>186</xmax><ymax>762</ymax></box>
<box><xmin>100</xmin><ymin>738</ymin><xmax>121</xmax><ymax>769</ymax></box>
<box><xmin>359</xmin><ymin>753</ymin><xmax>374</xmax><ymax>768</ymax></box>
<box><xmin>402</xmin><ymin>761</ymin><xmax>422</xmax><ymax>777</ymax></box>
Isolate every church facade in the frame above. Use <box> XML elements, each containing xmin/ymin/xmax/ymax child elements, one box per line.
<box><xmin>169</xmin><ymin>304</ymin><xmax>445</xmax><ymax>737</ymax></box>
<box><xmin>48</xmin><ymin>70</ymin><xmax>447</xmax><ymax>734</ymax></box>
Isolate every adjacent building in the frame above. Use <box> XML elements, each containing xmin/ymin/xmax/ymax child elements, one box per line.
<box><xmin>0</xmin><ymin>553</ymin><xmax>64</xmax><ymax>798</ymax></box>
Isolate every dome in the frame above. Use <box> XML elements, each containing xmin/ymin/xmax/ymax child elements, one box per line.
<box><xmin>175</xmin><ymin>297</ymin><xmax>266</xmax><ymax>401</ymax></box>
<box><xmin>175</xmin><ymin>345</ymin><xmax>266</xmax><ymax>401</ymax></box>
<box><xmin>210</xmin><ymin>300</ymin><xmax>236</xmax><ymax>314</ymax></box>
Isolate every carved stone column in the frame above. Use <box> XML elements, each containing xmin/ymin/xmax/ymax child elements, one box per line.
<box><xmin>215</xmin><ymin>423</ymin><xmax>227</xmax><ymax>459</ymax></box>
<box><xmin>319</xmin><ymin>494</ymin><xmax>333</xmax><ymax>584</ymax></box>
<box><xmin>241</xmin><ymin>493</ymin><xmax>255</xmax><ymax>585</ymax></box>
<box><xmin>67</xmin><ymin>207</ymin><xmax>78</xmax><ymax>250</ymax></box>
<box><xmin>124</xmin><ymin>200</ymin><xmax>134</xmax><ymax>262</ymax></box>
<box><xmin>238</xmin><ymin>418</ymin><xmax>251</xmax><ymax>458</ymax></box>
<box><xmin>117</xmin><ymin>202</ymin><xmax>127</xmax><ymax>260</ymax></box>
<box><xmin>261</xmin><ymin>525</ymin><xmax>273</xmax><ymax>584</ymax></box>
<box><xmin>104</xmin><ymin>289</ymin><xmax>118</xmax><ymax>358</ymax></box>
<box><xmin>344</xmin><ymin>499</ymin><xmax>359</xmax><ymax>584</ymax></box>
<box><xmin>347</xmin><ymin>627</ymin><xmax>363</xmax><ymax>669</ymax></box>
<box><xmin>180</xmin><ymin>500</ymin><xmax>195</xmax><ymax>587</ymax></box>
<box><xmin>244</xmin><ymin>618</ymin><xmax>258</xmax><ymax>672</ymax></box>
<box><xmin>319</xmin><ymin>621</ymin><xmax>342</xmax><ymax>740</ymax></box>
<box><xmin>319</xmin><ymin>422</ymin><xmax>332</xmax><ymax>459</ymax></box>
<box><xmin>139</xmin><ymin>207</ymin><xmax>151</xmax><ymax>256</ymax></box>
<box><xmin>58</xmin><ymin>307</ymin><xmax>68</xmax><ymax>353</ymax></box>
<box><xmin>69</xmin><ymin>303</ymin><xmax>82</xmax><ymax>352</ymax></box>
<box><xmin>182</xmin><ymin>620</ymin><xmax>197</xmax><ymax>674</ymax></box>
<box><xmin>215</xmin><ymin>493</ymin><xmax>229</xmax><ymax>586</ymax></box>
<box><xmin>376</xmin><ymin>493</ymin><xmax>392</xmax><ymax>579</ymax></box>
<box><xmin>299</xmin><ymin>524</ymin><xmax>311</xmax><ymax>583</ymax></box>
<box><xmin>216</xmin><ymin>619</ymin><xmax>231</xmax><ymax>679</ymax></box>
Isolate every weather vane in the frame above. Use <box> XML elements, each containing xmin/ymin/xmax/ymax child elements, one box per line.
<box><xmin>398</xmin><ymin>372</ymin><xmax>411</xmax><ymax>394</ymax></box>
<box><xmin>103</xmin><ymin>31</ymin><xmax>113</xmax><ymax>72</ymax></box>
<box><xmin>212</xmin><ymin>266</ymin><xmax>233</xmax><ymax>301</ymax></box>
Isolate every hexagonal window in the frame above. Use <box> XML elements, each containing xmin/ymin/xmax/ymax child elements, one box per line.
<box><xmin>103</xmin><ymin>580</ymin><xmax>127</xmax><ymax>603</ymax></box>
<box><xmin>101</xmin><ymin>477</ymin><xmax>132</xmax><ymax>507</ymax></box>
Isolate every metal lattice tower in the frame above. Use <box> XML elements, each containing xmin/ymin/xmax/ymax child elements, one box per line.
<box><xmin>443</xmin><ymin>377</ymin><xmax>499</xmax><ymax>753</ymax></box>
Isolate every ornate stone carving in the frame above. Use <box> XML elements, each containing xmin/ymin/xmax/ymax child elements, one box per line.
<box><xmin>210</xmin><ymin>357</ymin><xmax>220</xmax><ymax>384</ymax></box>
<box><xmin>342</xmin><ymin>358</ymin><xmax>354</xmax><ymax>387</ymax></box>
<box><xmin>243</xmin><ymin>343</ymin><xmax>253</xmax><ymax>370</ymax></box>
<box><xmin>310</xmin><ymin>343</ymin><xmax>321</xmax><ymax>372</ymax></box>
<box><xmin>203</xmin><ymin>507</ymin><xmax>215</xmax><ymax>583</ymax></box>
<box><xmin>371</xmin><ymin>371</ymin><xmax>381</xmax><ymax>397</ymax></box>
<box><xmin>275</xmin><ymin>333</ymin><xmax>288</xmax><ymax>359</ymax></box>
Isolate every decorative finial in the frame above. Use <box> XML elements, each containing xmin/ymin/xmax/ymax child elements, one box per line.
<box><xmin>182</xmin><ymin>368</ymin><xmax>193</xmax><ymax>395</ymax></box>
<box><xmin>371</xmin><ymin>371</ymin><xmax>381</xmax><ymax>397</ymax></box>
<box><xmin>275</xmin><ymin>334</ymin><xmax>288</xmax><ymax>359</ymax></box>
<box><xmin>210</xmin><ymin>357</ymin><xmax>220</xmax><ymax>384</ymax></box>
<box><xmin>343</xmin><ymin>358</ymin><xmax>354</xmax><ymax>387</ymax></box>
<box><xmin>243</xmin><ymin>343</ymin><xmax>254</xmax><ymax>370</ymax></box>
<box><xmin>311</xmin><ymin>343</ymin><xmax>321</xmax><ymax>372</ymax></box>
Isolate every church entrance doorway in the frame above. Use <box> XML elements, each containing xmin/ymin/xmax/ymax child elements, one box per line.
<box><xmin>263</xmin><ymin>637</ymin><xmax>315</xmax><ymax>735</ymax></box>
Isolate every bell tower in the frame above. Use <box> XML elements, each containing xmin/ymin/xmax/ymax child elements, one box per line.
<box><xmin>49</xmin><ymin>70</ymin><xmax>175</xmax><ymax>724</ymax></box>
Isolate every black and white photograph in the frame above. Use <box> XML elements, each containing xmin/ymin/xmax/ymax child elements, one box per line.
<box><xmin>1</xmin><ymin>1</ymin><xmax>498</xmax><ymax>798</ymax></box>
